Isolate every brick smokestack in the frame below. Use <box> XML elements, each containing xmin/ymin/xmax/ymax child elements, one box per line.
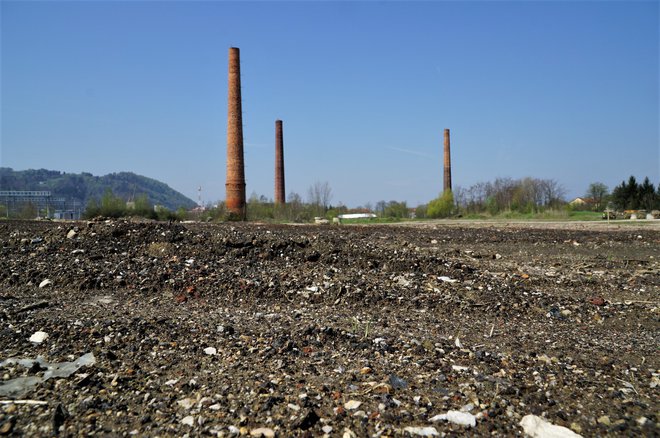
<box><xmin>274</xmin><ymin>120</ymin><xmax>286</xmax><ymax>205</ymax></box>
<box><xmin>225</xmin><ymin>47</ymin><xmax>246</xmax><ymax>219</ymax></box>
<box><xmin>443</xmin><ymin>128</ymin><xmax>452</xmax><ymax>192</ymax></box>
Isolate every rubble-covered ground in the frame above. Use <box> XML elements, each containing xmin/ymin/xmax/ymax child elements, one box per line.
<box><xmin>0</xmin><ymin>219</ymin><xmax>658</xmax><ymax>437</ymax></box>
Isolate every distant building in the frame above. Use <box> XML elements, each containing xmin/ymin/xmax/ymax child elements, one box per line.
<box><xmin>337</xmin><ymin>213</ymin><xmax>377</xmax><ymax>220</ymax></box>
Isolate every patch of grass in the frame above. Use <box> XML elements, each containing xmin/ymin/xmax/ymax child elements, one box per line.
<box><xmin>566</xmin><ymin>211</ymin><xmax>602</xmax><ymax>221</ymax></box>
<box><xmin>340</xmin><ymin>217</ymin><xmax>403</xmax><ymax>224</ymax></box>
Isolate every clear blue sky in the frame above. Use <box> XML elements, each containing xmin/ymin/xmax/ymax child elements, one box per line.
<box><xmin>1</xmin><ymin>0</ymin><xmax>658</xmax><ymax>208</ymax></box>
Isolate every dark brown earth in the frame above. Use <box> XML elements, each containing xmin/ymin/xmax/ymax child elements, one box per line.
<box><xmin>1</xmin><ymin>219</ymin><xmax>658</xmax><ymax>437</ymax></box>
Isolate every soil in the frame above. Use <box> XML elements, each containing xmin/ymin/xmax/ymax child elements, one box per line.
<box><xmin>0</xmin><ymin>219</ymin><xmax>658</xmax><ymax>437</ymax></box>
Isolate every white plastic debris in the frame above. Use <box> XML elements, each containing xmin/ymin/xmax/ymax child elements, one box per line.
<box><xmin>38</xmin><ymin>279</ymin><xmax>52</xmax><ymax>288</ymax></box>
<box><xmin>29</xmin><ymin>331</ymin><xmax>48</xmax><ymax>344</ymax></box>
<box><xmin>344</xmin><ymin>400</ymin><xmax>362</xmax><ymax>410</ymax></box>
<box><xmin>519</xmin><ymin>415</ymin><xmax>583</xmax><ymax>438</ymax></box>
<box><xmin>203</xmin><ymin>347</ymin><xmax>217</xmax><ymax>356</ymax></box>
<box><xmin>454</xmin><ymin>337</ymin><xmax>463</xmax><ymax>348</ymax></box>
<box><xmin>430</xmin><ymin>410</ymin><xmax>477</xmax><ymax>427</ymax></box>
<box><xmin>0</xmin><ymin>353</ymin><xmax>96</xmax><ymax>397</ymax></box>
<box><xmin>452</xmin><ymin>365</ymin><xmax>469</xmax><ymax>372</ymax></box>
<box><xmin>403</xmin><ymin>426</ymin><xmax>439</xmax><ymax>436</ymax></box>
<box><xmin>438</xmin><ymin>276</ymin><xmax>458</xmax><ymax>283</ymax></box>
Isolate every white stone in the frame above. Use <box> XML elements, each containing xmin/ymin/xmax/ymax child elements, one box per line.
<box><xmin>519</xmin><ymin>415</ymin><xmax>583</xmax><ymax>438</ymax></box>
<box><xmin>181</xmin><ymin>415</ymin><xmax>194</xmax><ymax>426</ymax></box>
<box><xmin>203</xmin><ymin>347</ymin><xmax>217</xmax><ymax>355</ymax></box>
<box><xmin>250</xmin><ymin>427</ymin><xmax>275</xmax><ymax>437</ymax></box>
<box><xmin>29</xmin><ymin>331</ymin><xmax>48</xmax><ymax>343</ymax></box>
<box><xmin>177</xmin><ymin>398</ymin><xmax>195</xmax><ymax>410</ymax></box>
<box><xmin>344</xmin><ymin>400</ymin><xmax>362</xmax><ymax>410</ymax></box>
<box><xmin>403</xmin><ymin>426</ymin><xmax>439</xmax><ymax>436</ymax></box>
<box><xmin>39</xmin><ymin>279</ymin><xmax>53</xmax><ymax>288</ymax></box>
<box><xmin>431</xmin><ymin>410</ymin><xmax>476</xmax><ymax>427</ymax></box>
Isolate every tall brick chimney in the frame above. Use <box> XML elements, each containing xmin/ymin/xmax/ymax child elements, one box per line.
<box><xmin>443</xmin><ymin>128</ymin><xmax>452</xmax><ymax>193</ymax></box>
<box><xmin>274</xmin><ymin>120</ymin><xmax>286</xmax><ymax>205</ymax></box>
<box><xmin>225</xmin><ymin>47</ymin><xmax>246</xmax><ymax>219</ymax></box>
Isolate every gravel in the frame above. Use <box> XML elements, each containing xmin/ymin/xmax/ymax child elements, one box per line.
<box><xmin>0</xmin><ymin>219</ymin><xmax>658</xmax><ymax>436</ymax></box>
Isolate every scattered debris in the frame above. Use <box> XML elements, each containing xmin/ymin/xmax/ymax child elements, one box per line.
<box><xmin>0</xmin><ymin>353</ymin><xmax>96</xmax><ymax>397</ymax></box>
<box><xmin>0</xmin><ymin>220</ymin><xmax>656</xmax><ymax>436</ymax></box>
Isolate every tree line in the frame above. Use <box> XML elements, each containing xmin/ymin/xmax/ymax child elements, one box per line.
<box><xmin>29</xmin><ymin>175</ymin><xmax>660</xmax><ymax>222</ymax></box>
<box><xmin>587</xmin><ymin>176</ymin><xmax>660</xmax><ymax>211</ymax></box>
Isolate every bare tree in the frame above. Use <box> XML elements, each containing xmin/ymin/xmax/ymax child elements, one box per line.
<box><xmin>540</xmin><ymin>179</ymin><xmax>566</xmax><ymax>208</ymax></box>
<box><xmin>307</xmin><ymin>181</ymin><xmax>333</xmax><ymax>215</ymax></box>
<box><xmin>452</xmin><ymin>186</ymin><xmax>467</xmax><ymax>210</ymax></box>
<box><xmin>586</xmin><ymin>182</ymin><xmax>608</xmax><ymax>211</ymax></box>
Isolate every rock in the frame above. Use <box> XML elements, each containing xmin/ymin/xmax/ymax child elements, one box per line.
<box><xmin>295</xmin><ymin>409</ymin><xmax>320</xmax><ymax>430</ymax></box>
<box><xmin>322</xmin><ymin>425</ymin><xmax>333</xmax><ymax>434</ymax></box>
<box><xmin>52</xmin><ymin>403</ymin><xmax>69</xmax><ymax>431</ymax></box>
<box><xmin>344</xmin><ymin>400</ymin><xmax>362</xmax><ymax>410</ymax></box>
<box><xmin>29</xmin><ymin>331</ymin><xmax>48</xmax><ymax>344</ymax></box>
<box><xmin>250</xmin><ymin>427</ymin><xmax>275</xmax><ymax>437</ymax></box>
<box><xmin>181</xmin><ymin>416</ymin><xmax>194</xmax><ymax>426</ymax></box>
<box><xmin>38</xmin><ymin>279</ymin><xmax>53</xmax><ymax>288</ymax></box>
<box><xmin>0</xmin><ymin>417</ymin><xmax>15</xmax><ymax>435</ymax></box>
<box><xmin>588</xmin><ymin>296</ymin><xmax>605</xmax><ymax>306</ymax></box>
<box><xmin>203</xmin><ymin>347</ymin><xmax>217</xmax><ymax>355</ymax></box>
<box><xmin>67</xmin><ymin>229</ymin><xmax>78</xmax><ymax>239</ymax></box>
<box><xmin>597</xmin><ymin>415</ymin><xmax>610</xmax><ymax>426</ymax></box>
<box><xmin>403</xmin><ymin>426</ymin><xmax>439</xmax><ymax>436</ymax></box>
<box><xmin>342</xmin><ymin>429</ymin><xmax>357</xmax><ymax>438</ymax></box>
<box><xmin>430</xmin><ymin>410</ymin><xmax>476</xmax><ymax>427</ymax></box>
<box><xmin>389</xmin><ymin>374</ymin><xmax>408</xmax><ymax>390</ymax></box>
<box><xmin>177</xmin><ymin>398</ymin><xmax>195</xmax><ymax>410</ymax></box>
<box><xmin>359</xmin><ymin>367</ymin><xmax>372</xmax><ymax>374</ymax></box>
<box><xmin>519</xmin><ymin>415</ymin><xmax>583</xmax><ymax>438</ymax></box>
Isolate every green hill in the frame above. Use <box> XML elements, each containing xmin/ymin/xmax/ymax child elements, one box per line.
<box><xmin>0</xmin><ymin>168</ymin><xmax>197</xmax><ymax>212</ymax></box>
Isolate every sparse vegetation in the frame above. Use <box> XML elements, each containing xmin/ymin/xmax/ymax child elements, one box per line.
<box><xmin>83</xmin><ymin>188</ymin><xmax>185</xmax><ymax>221</ymax></box>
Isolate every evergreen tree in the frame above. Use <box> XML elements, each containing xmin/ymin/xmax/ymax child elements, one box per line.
<box><xmin>639</xmin><ymin>177</ymin><xmax>656</xmax><ymax>210</ymax></box>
